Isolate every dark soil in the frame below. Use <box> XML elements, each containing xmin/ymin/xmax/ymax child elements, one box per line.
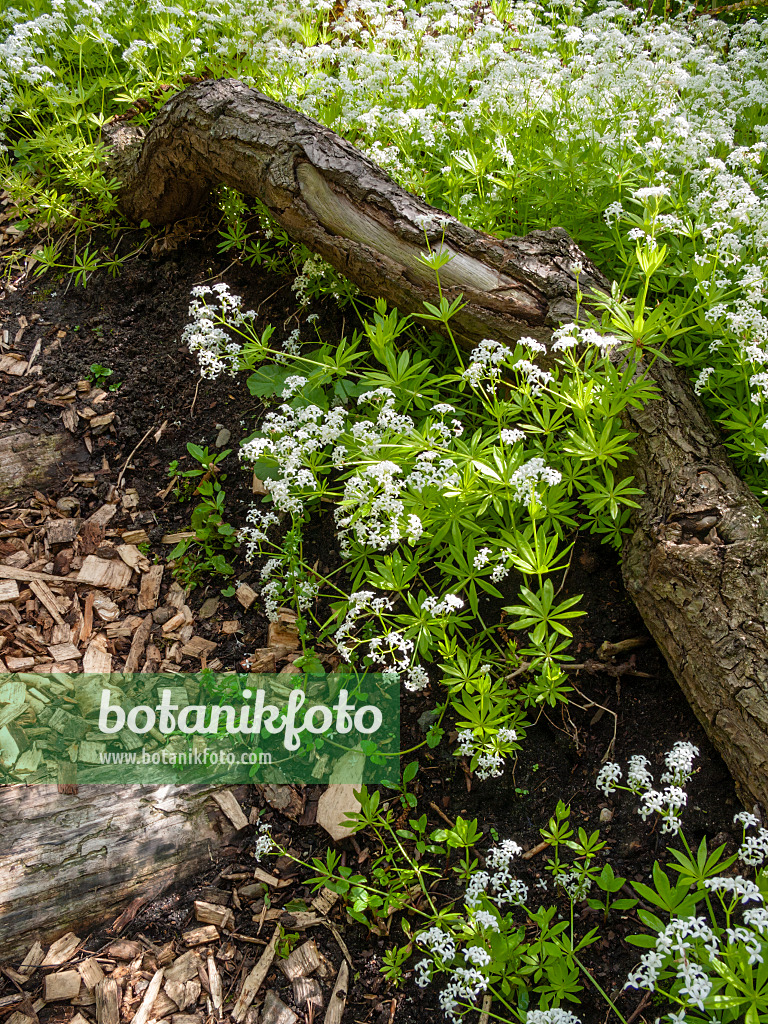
<box><xmin>0</xmin><ymin>224</ymin><xmax>740</xmax><ymax>1024</ymax></box>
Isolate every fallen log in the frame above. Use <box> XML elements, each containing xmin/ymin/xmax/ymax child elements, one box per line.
<box><xmin>622</xmin><ymin>359</ymin><xmax>768</xmax><ymax>811</ymax></box>
<box><xmin>103</xmin><ymin>79</ymin><xmax>608</xmax><ymax>352</ymax></box>
<box><xmin>0</xmin><ymin>783</ymin><xmax>242</xmax><ymax>961</ymax></box>
<box><xmin>102</xmin><ymin>79</ymin><xmax>768</xmax><ymax>809</ymax></box>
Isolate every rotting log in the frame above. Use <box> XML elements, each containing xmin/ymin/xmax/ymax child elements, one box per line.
<box><xmin>103</xmin><ymin>78</ymin><xmax>608</xmax><ymax>351</ymax></box>
<box><xmin>102</xmin><ymin>79</ymin><xmax>768</xmax><ymax>808</ymax></box>
<box><xmin>0</xmin><ymin>783</ymin><xmax>240</xmax><ymax>961</ymax></box>
<box><xmin>0</xmin><ymin>426</ymin><xmax>87</xmax><ymax>498</ymax></box>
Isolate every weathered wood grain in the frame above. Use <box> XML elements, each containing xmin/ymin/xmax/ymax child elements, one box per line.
<box><xmin>0</xmin><ymin>784</ymin><xmax>237</xmax><ymax>961</ymax></box>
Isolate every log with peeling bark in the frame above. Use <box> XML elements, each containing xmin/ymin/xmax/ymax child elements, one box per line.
<box><xmin>103</xmin><ymin>78</ymin><xmax>608</xmax><ymax>351</ymax></box>
<box><xmin>0</xmin><ymin>784</ymin><xmax>241</xmax><ymax>961</ymax></box>
<box><xmin>102</xmin><ymin>80</ymin><xmax>768</xmax><ymax>808</ymax></box>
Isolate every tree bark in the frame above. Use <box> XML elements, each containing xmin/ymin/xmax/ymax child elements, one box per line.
<box><xmin>103</xmin><ymin>78</ymin><xmax>608</xmax><ymax>352</ymax></box>
<box><xmin>104</xmin><ymin>79</ymin><xmax>768</xmax><ymax>811</ymax></box>
<box><xmin>0</xmin><ymin>783</ymin><xmax>242</xmax><ymax>961</ymax></box>
<box><xmin>622</xmin><ymin>359</ymin><xmax>768</xmax><ymax>811</ymax></box>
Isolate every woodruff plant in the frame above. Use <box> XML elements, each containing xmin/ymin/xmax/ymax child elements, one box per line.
<box><xmin>250</xmin><ymin>741</ymin><xmax>768</xmax><ymax>1024</ymax></box>
<box><xmin>181</xmin><ymin>257</ymin><xmax>655</xmax><ymax>778</ymax></box>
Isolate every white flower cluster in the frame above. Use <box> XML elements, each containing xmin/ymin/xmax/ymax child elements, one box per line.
<box><xmin>736</xmin><ymin>812</ymin><xmax>768</xmax><ymax>867</ymax></box>
<box><xmin>525</xmin><ymin>1011</ymin><xmax>582</xmax><ymax>1024</ymax></box>
<box><xmin>252</xmin><ymin>821</ymin><xmax>273</xmax><ymax>861</ymax></box>
<box><xmin>510</xmin><ymin>457</ymin><xmax>562</xmax><ymax>503</ymax></box>
<box><xmin>597</xmin><ymin>742</ymin><xmax>699</xmax><ymax>834</ymax></box>
<box><xmin>457</xmin><ymin>726</ymin><xmax>518</xmax><ymax>781</ymax></box>
<box><xmin>182</xmin><ymin>284</ymin><xmax>251</xmax><ymax>379</ymax></box>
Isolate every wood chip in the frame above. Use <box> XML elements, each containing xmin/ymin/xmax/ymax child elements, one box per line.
<box><xmin>0</xmin><ymin>580</ymin><xmax>19</xmax><ymax>601</ymax></box>
<box><xmin>164</xmin><ymin>952</ymin><xmax>200</xmax><ymax>985</ymax></box>
<box><xmin>29</xmin><ymin>580</ymin><xmax>66</xmax><ymax>624</ymax></box>
<box><xmin>44</xmin><ymin>970</ymin><xmax>82</xmax><ymax>1001</ymax></box>
<box><xmin>46</xmin><ymin>519</ymin><xmax>81</xmax><ymax>546</ymax></box>
<box><xmin>95</xmin><ymin>977</ymin><xmax>121</xmax><ymax>1024</ymax></box>
<box><xmin>0</xmin><ymin>725</ymin><xmax>28</xmax><ymax>768</ymax></box>
<box><xmin>180</xmin><ymin>636</ymin><xmax>217</xmax><ymax>659</ymax></box>
<box><xmin>105</xmin><ymin>940</ymin><xmax>143</xmax><ymax>961</ymax></box>
<box><xmin>124</xmin><ymin>613</ymin><xmax>153</xmax><ymax>673</ymax></box>
<box><xmin>77</xmin><ymin>555</ymin><xmax>132</xmax><ymax>590</ymax></box>
<box><xmin>117</xmin><ymin>544</ymin><xmax>150</xmax><ymax>573</ymax></box>
<box><xmin>131</xmin><ymin>967</ymin><xmax>164</xmax><ymax>1024</ymax></box>
<box><xmin>235</xmin><ymin>584</ymin><xmax>257</xmax><ymax>610</ymax></box>
<box><xmin>311</xmin><ymin>888</ymin><xmax>341</xmax><ymax>916</ymax></box>
<box><xmin>122</xmin><ymin>529</ymin><xmax>149</xmax><ymax>545</ymax></box>
<box><xmin>86</xmin><ymin>504</ymin><xmax>118</xmax><ymax>527</ymax></box>
<box><xmin>323</xmin><ymin>961</ymin><xmax>349</xmax><ymax>1024</ymax></box>
<box><xmin>18</xmin><ymin>941</ymin><xmax>44</xmax><ymax>976</ymax></box>
<box><xmin>82</xmin><ymin>636</ymin><xmax>112</xmax><ymax>674</ymax></box>
<box><xmin>161</xmin><ymin>532</ymin><xmax>195</xmax><ymax>544</ymax></box>
<box><xmin>231</xmin><ymin>924</ymin><xmax>280</xmax><ymax>1023</ymax></box>
<box><xmin>280</xmin><ymin>941</ymin><xmax>320</xmax><ymax>982</ymax></box>
<box><xmin>292</xmin><ymin>977</ymin><xmax>323</xmax><ymax>1011</ymax></box>
<box><xmin>316</xmin><ymin>785</ymin><xmax>361</xmax><ymax>841</ymax></box>
<box><xmin>47</xmin><ymin>642</ymin><xmax>81</xmax><ymax>662</ymax></box>
<box><xmin>267</xmin><ymin>609</ymin><xmax>299</xmax><ymax>650</ymax></box>
<box><xmin>260</xmin><ymin>991</ymin><xmax>298</xmax><ymax>1024</ymax></box>
<box><xmin>193</xmin><ymin>901</ymin><xmax>234</xmax><ymax>931</ymax></box>
<box><xmin>181</xmin><ymin>926</ymin><xmax>218</xmax><ymax>948</ymax></box>
<box><xmin>4</xmin><ymin>657</ymin><xmax>35</xmax><ymax>672</ymax></box>
<box><xmin>207</xmin><ymin>956</ymin><xmax>222</xmax><ymax>1016</ymax></box>
<box><xmin>92</xmin><ymin>593</ymin><xmax>120</xmax><ymax>621</ymax></box>
<box><xmin>78</xmin><ymin>957</ymin><xmax>106</xmax><ymax>992</ymax></box>
<box><xmin>210</xmin><ymin>790</ymin><xmax>248</xmax><ymax>830</ymax></box>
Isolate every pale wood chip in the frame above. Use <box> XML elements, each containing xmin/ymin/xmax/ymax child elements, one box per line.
<box><xmin>235</xmin><ymin>583</ymin><xmax>257</xmax><ymax>610</ymax></box>
<box><xmin>181</xmin><ymin>926</ymin><xmax>218</xmax><ymax>948</ymax></box>
<box><xmin>18</xmin><ymin>940</ymin><xmax>44</xmax><ymax>975</ymax></box>
<box><xmin>95</xmin><ymin>978</ymin><xmax>121</xmax><ymax>1024</ymax></box>
<box><xmin>41</xmin><ymin>932</ymin><xmax>81</xmax><ymax>967</ymax></box>
<box><xmin>0</xmin><ymin>579</ymin><xmax>19</xmax><ymax>601</ymax></box>
<box><xmin>123</xmin><ymin>613</ymin><xmax>153</xmax><ymax>673</ymax></box>
<box><xmin>260</xmin><ymin>991</ymin><xmax>297</xmax><ymax>1024</ymax></box>
<box><xmin>231</xmin><ymin>925</ymin><xmax>280</xmax><ymax>1023</ymax></box>
<box><xmin>86</xmin><ymin>504</ymin><xmax>118</xmax><ymax>527</ymax></box>
<box><xmin>77</xmin><ymin>555</ymin><xmax>132</xmax><ymax>590</ymax></box>
<box><xmin>83</xmin><ymin>636</ymin><xmax>112</xmax><ymax>674</ymax></box>
<box><xmin>78</xmin><ymin>958</ymin><xmax>105</xmax><ymax>992</ymax></box>
<box><xmin>279</xmin><ymin>941</ymin><xmax>321</xmax><ymax>982</ymax></box>
<box><xmin>29</xmin><ymin>579</ymin><xmax>66</xmax><ymax>624</ymax></box>
<box><xmin>47</xmin><ymin>642</ymin><xmax>81</xmax><ymax>662</ymax></box>
<box><xmin>210</xmin><ymin>790</ymin><xmax>248</xmax><ymax>830</ymax></box>
<box><xmin>43</xmin><ymin>971</ymin><xmax>81</xmax><ymax>1001</ymax></box>
<box><xmin>323</xmin><ymin>961</ymin><xmax>349</xmax><ymax>1024</ymax></box>
<box><xmin>131</xmin><ymin>968</ymin><xmax>164</xmax><ymax>1024</ymax></box>
<box><xmin>117</xmin><ymin>544</ymin><xmax>151</xmax><ymax>573</ymax></box>
<box><xmin>193</xmin><ymin>901</ymin><xmax>234</xmax><ymax>931</ymax></box>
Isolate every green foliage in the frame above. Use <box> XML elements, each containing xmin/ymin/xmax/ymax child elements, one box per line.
<box><xmin>166</xmin><ymin>442</ymin><xmax>237</xmax><ymax>591</ymax></box>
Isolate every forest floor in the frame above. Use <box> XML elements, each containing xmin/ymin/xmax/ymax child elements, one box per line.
<box><xmin>0</xmin><ymin>212</ymin><xmax>742</xmax><ymax>1024</ymax></box>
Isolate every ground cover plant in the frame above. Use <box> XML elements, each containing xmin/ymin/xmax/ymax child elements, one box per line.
<box><xmin>2</xmin><ymin>0</ymin><xmax>768</xmax><ymax>1022</ymax></box>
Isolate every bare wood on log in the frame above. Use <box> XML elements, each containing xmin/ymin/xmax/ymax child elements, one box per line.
<box><xmin>0</xmin><ymin>785</ymin><xmax>239</xmax><ymax>961</ymax></box>
<box><xmin>103</xmin><ymin>79</ymin><xmax>607</xmax><ymax>352</ymax></box>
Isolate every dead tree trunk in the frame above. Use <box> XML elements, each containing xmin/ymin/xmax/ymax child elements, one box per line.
<box><xmin>104</xmin><ymin>79</ymin><xmax>768</xmax><ymax>811</ymax></box>
<box><xmin>103</xmin><ymin>78</ymin><xmax>607</xmax><ymax>351</ymax></box>
<box><xmin>0</xmin><ymin>783</ymin><xmax>242</xmax><ymax>961</ymax></box>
